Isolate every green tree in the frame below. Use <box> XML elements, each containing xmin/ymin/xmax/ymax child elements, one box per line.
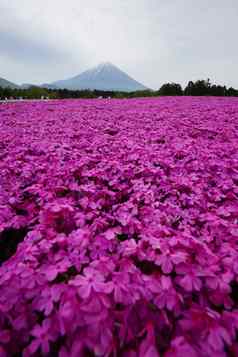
<box><xmin>159</xmin><ymin>83</ymin><xmax>183</xmax><ymax>96</ymax></box>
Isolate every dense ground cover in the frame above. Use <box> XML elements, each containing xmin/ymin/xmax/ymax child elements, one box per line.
<box><xmin>0</xmin><ymin>97</ymin><xmax>238</xmax><ymax>356</ymax></box>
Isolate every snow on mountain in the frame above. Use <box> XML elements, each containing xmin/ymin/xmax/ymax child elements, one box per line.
<box><xmin>51</xmin><ymin>62</ymin><xmax>148</xmax><ymax>92</ymax></box>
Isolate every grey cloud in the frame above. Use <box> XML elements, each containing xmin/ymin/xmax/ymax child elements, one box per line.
<box><xmin>0</xmin><ymin>30</ymin><xmax>65</xmax><ymax>63</ymax></box>
<box><xmin>0</xmin><ymin>0</ymin><xmax>238</xmax><ymax>88</ymax></box>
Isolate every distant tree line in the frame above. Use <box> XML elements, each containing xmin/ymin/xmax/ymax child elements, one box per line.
<box><xmin>0</xmin><ymin>79</ymin><xmax>238</xmax><ymax>100</ymax></box>
<box><xmin>155</xmin><ymin>79</ymin><xmax>238</xmax><ymax>97</ymax></box>
<box><xmin>0</xmin><ymin>86</ymin><xmax>155</xmax><ymax>100</ymax></box>
<box><xmin>156</xmin><ymin>78</ymin><xmax>238</xmax><ymax>97</ymax></box>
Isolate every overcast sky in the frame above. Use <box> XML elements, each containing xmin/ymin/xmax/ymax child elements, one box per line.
<box><xmin>0</xmin><ymin>0</ymin><xmax>238</xmax><ymax>89</ymax></box>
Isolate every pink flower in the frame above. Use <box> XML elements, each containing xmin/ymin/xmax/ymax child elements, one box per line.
<box><xmin>164</xmin><ymin>337</ymin><xmax>198</xmax><ymax>357</ymax></box>
<box><xmin>155</xmin><ymin>250</ymin><xmax>186</xmax><ymax>274</ymax></box>
<box><xmin>176</xmin><ymin>264</ymin><xmax>204</xmax><ymax>291</ymax></box>
<box><xmin>104</xmin><ymin>226</ymin><xmax>122</xmax><ymax>240</ymax></box>
<box><xmin>0</xmin><ymin>330</ymin><xmax>10</xmax><ymax>344</ymax></box>
<box><xmin>44</xmin><ymin>266</ymin><xmax>59</xmax><ymax>281</ymax></box>
<box><xmin>0</xmin><ymin>346</ymin><xmax>7</xmax><ymax>357</ymax></box>
<box><xmin>1</xmin><ymin>97</ymin><xmax>238</xmax><ymax>356</ymax></box>
<box><xmin>110</xmin><ymin>272</ymin><xmax>130</xmax><ymax>303</ymax></box>
<box><xmin>138</xmin><ymin>322</ymin><xmax>159</xmax><ymax>357</ymax></box>
<box><xmin>207</xmin><ymin>325</ymin><xmax>231</xmax><ymax>351</ymax></box>
<box><xmin>154</xmin><ymin>276</ymin><xmax>183</xmax><ymax>311</ymax></box>
<box><xmin>179</xmin><ymin>306</ymin><xmax>232</xmax><ymax>353</ymax></box>
<box><xmin>69</xmin><ymin>267</ymin><xmax>113</xmax><ymax>298</ymax></box>
<box><xmin>28</xmin><ymin>319</ymin><xmax>57</xmax><ymax>355</ymax></box>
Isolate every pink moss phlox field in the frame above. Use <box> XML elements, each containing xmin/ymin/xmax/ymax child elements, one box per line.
<box><xmin>0</xmin><ymin>97</ymin><xmax>238</xmax><ymax>356</ymax></box>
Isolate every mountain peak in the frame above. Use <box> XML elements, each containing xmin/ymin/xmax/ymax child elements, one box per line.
<box><xmin>52</xmin><ymin>62</ymin><xmax>148</xmax><ymax>92</ymax></box>
<box><xmin>97</xmin><ymin>61</ymin><xmax>114</xmax><ymax>68</ymax></box>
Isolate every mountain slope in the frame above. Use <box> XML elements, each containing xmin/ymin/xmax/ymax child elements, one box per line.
<box><xmin>21</xmin><ymin>83</ymin><xmax>35</xmax><ymax>89</ymax></box>
<box><xmin>41</xmin><ymin>83</ymin><xmax>59</xmax><ymax>90</ymax></box>
<box><xmin>0</xmin><ymin>78</ymin><xmax>19</xmax><ymax>89</ymax></box>
<box><xmin>52</xmin><ymin>62</ymin><xmax>148</xmax><ymax>92</ymax></box>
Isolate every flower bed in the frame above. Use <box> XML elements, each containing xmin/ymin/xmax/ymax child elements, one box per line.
<box><xmin>0</xmin><ymin>97</ymin><xmax>238</xmax><ymax>356</ymax></box>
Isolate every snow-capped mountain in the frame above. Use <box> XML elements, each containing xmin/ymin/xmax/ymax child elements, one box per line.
<box><xmin>51</xmin><ymin>62</ymin><xmax>148</xmax><ymax>92</ymax></box>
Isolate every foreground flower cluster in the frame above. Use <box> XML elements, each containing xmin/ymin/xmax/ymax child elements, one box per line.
<box><xmin>0</xmin><ymin>97</ymin><xmax>238</xmax><ymax>356</ymax></box>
